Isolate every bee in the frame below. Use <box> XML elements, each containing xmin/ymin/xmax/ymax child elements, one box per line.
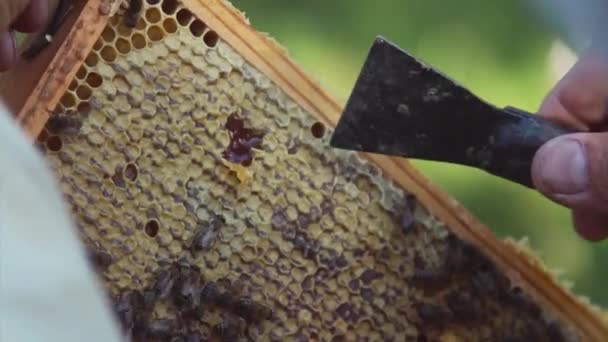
<box><xmin>190</xmin><ymin>217</ymin><xmax>223</xmax><ymax>254</ymax></box>
<box><xmin>411</xmin><ymin>268</ymin><xmax>450</xmax><ymax>289</ymax></box>
<box><xmin>232</xmin><ymin>297</ymin><xmax>273</xmax><ymax>323</ymax></box>
<box><xmin>86</xmin><ymin>246</ymin><xmax>113</xmax><ymax>272</ymax></box>
<box><xmin>520</xmin><ymin>322</ymin><xmax>550</xmax><ymax>342</ymax></box>
<box><xmin>153</xmin><ymin>268</ymin><xmax>176</xmax><ymax>300</ymax></box>
<box><xmin>190</xmin><ymin>224</ymin><xmax>218</xmax><ymax>254</ymax></box>
<box><xmin>200</xmin><ymin>281</ymin><xmax>221</xmax><ymax>304</ymax></box>
<box><xmin>444</xmin><ymin>291</ymin><xmax>480</xmax><ymax>322</ymax></box>
<box><xmin>359</xmin><ymin>269</ymin><xmax>384</xmax><ymax>286</ymax></box>
<box><xmin>444</xmin><ymin>234</ymin><xmax>487</xmax><ymax>274</ymax></box>
<box><xmin>113</xmin><ymin>292</ymin><xmax>135</xmax><ymax>331</ymax></box>
<box><xmin>293</xmin><ymin>233</ymin><xmax>319</xmax><ymax>260</ymax></box>
<box><xmin>286</xmin><ymin>138</ymin><xmax>300</xmax><ymax>154</ymax></box>
<box><xmin>142</xmin><ymin>289</ymin><xmax>157</xmax><ymax>308</ymax></box>
<box><xmin>46</xmin><ymin>113</ymin><xmax>82</xmax><ymax>135</ymax></box>
<box><xmin>172</xmin><ymin>267</ymin><xmax>202</xmax><ymax>310</ymax></box>
<box><xmin>400</xmin><ymin>194</ymin><xmax>417</xmax><ymax>234</ymax></box>
<box><xmin>179</xmin><ymin>294</ymin><xmax>206</xmax><ymax>322</ymax></box>
<box><xmin>506</xmin><ymin>287</ymin><xmax>542</xmax><ymax>319</ymax></box>
<box><xmin>185</xmin><ymin>333</ymin><xmax>203</xmax><ymax>342</ymax></box>
<box><xmin>546</xmin><ymin>322</ymin><xmax>567</xmax><ymax>342</ymax></box>
<box><xmin>471</xmin><ymin>264</ymin><xmax>511</xmax><ymax>299</ymax></box>
<box><xmin>213</xmin><ymin>314</ymin><xmax>246</xmax><ymax>341</ymax></box>
<box><xmin>145</xmin><ymin>319</ymin><xmax>175</xmax><ymax>340</ymax></box>
<box><xmin>175</xmin><ymin>256</ymin><xmax>198</xmax><ymax>269</ymax></box>
<box><xmin>111</xmin><ymin>164</ymin><xmax>127</xmax><ymax>188</ymax></box>
<box><xmin>163</xmin><ymin>263</ymin><xmax>206</xmax><ymax>321</ymax></box>
<box><xmin>124</xmin><ymin>0</ymin><xmax>143</xmax><ymax>28</ymax></box>
<box><xmin>471</xmin><ymin>270</ymin><xmax>497</xmax><ymax>295</ymax></box>
<box><xmin>113</xmin><ymin>290</ymin><xmax>149</xmax><ymax>338</ymax></box>
<box><xmin>416</xmin><ymin>303</ymin><xmax>453</xmax><ymax>325</ymax></box>
<box><xmin>203</xmin><ymin>277</ymin><xmax>252</xmax><ymax>313</ymax></box>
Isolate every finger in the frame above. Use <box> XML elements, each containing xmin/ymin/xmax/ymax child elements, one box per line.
<box><xmin>538</xmin><ymin>89</ymin><xmax>589</xmax><ymax>131</ymax></box>
<box><xmin>11</xmin><ymin>0</ymin><xmax>48</xmax><ymax>33</ymax></box>
<box><xmin>0</xmin><ymin>31</ymin><xmax>17</xmax><ymax>72</ymax></box>
<box><xmin>531</xmin><ymin>132</ymin><xmax>608</xmax><ymax>213</ymax></box>
<box><xmin>551</xmin><ymin>52</ymin><xmax>608</xmax><ymax>126</ymax></box>
<box><xmin>572</xmin><ymin>209</ymin><xmax>608</xmax><ymax>242</ymax></box>
<box><xmin>0</xmin><ymin>0</ymin><xmax>32</xmax><ymax>32</ymax></box>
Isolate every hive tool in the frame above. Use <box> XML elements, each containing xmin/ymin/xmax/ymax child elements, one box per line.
<box><xmin>329</xmin><ymin>37</ymin><xmax>577</xmax><ymax>189</ymax></box>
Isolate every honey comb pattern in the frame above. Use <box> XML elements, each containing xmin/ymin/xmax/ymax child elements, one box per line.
<box><xmin>35</xmin><ymin>0</ymin><xmax>578</xmax><ymax>341</ymax></box>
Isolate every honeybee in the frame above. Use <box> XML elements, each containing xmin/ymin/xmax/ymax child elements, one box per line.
<box><xmin>232</xmin><ymin>297</ymin><xmax>273</xmax><ymax>323</ymax></box>
<box><xmin>111</xmin><ymin>165</ymin><xmax>127</xmax><ymax>188</ymax></box>
<box><xmin>213</xmin><ymin>314</ymin><xmax>246</xmax><ymax>341</ymax></box>
<box><xmin>293</xmin><ymin>233</ymin><xmax>319</xmax><ymax>260</ymax></box>
<box><xmin>152</xmin><ymin>268</ymin><xmax>176</xmax><ymax>300</ymax></box>
<box><xmin>471</xmin><ymin>270</ymin><xmax>497</xmax><ymax>295</ymax></box>
<box><xmin>113</xmin><ymin>290</ymin><xmax>149</xmax><ymax>338</ymax></box>
<box><xmin>444</xmin><ymin>290</ymin><xmax>480</xmax><ymax>322</ymax></box>
<box><xmin>416</xmin><ymin>303</ymin><xmax>453</xmax><ymax>324</ymax></box>
<box><xmin>190</xmin><ymin>224</ymin><xmax>218</xmax><ymax>254</ymax></box>
<box><xmin>200</xmin><ymin>281</ymin><xmax>221</xmax><ymax>304</ymax></box>
<box><xmin>172</xmin><ymin>268</ymin><xmax>202</xmax><ymax>310</ymax></box>
<box><xmin>411</xmin><ymin>268</ymin><xmax>450</xmax><ymax>288</ymax></box>
<box><xmin>124</xmin><ymin>0</ymin><xmax>143</xmax><ymax>28</ymax></box>
<box><xmin>142</xmin><ymin>289</ymin><xmax>157</xmax><ymax>308</ymax></box>
<box><xmin>214</xmin><ymin>278</ymin><xmax>243</xmax><ymax>308</ymax></box>
<box><xmin>400</xmin><ymin>194</ymin><xmax>417</xmax><ymax>234</ymax></box>
<box><xmin>190</xmin><ymin>216</ymin><xmax>223</xmax><ymax>254</ymax></box>
<box><xmin>46</xmin><ymin>113</ymin><xmax>82</xmax><ymax>135</ymax></box>
<box><xmin>506</xmin><ymin>287</ymin><xmax>542</xmax><ymax>319</ymax></box>
<box><xmin>157</xmin><ymin>263</ymin><xmax>205</xmax><ymax>321</ymax></box>
<box><xmin>86</xmin><ymin>246</ymin><xmax>113</xmax><ymax>272</ymax></box>
<box><xmin>444</xmin><ymin>234</ymin><xmax>487</xmax><ymax>274</ymax></box>
<box><xmin>145</xmin><ymin>319</ymin><xmax>175</xmax><ymax>340</ymax></box>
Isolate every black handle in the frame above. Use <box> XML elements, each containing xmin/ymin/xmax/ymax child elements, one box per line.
<box><xmin>479</xmin><ymin>106</ymin><xmax>578</xmax><ymax>188</ymax></box>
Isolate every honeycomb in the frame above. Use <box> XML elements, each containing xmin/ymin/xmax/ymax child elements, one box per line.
<box><xmin>34</xmin><ymin>0</ymin><xmax>580</xmax><ymax>341</ymax></box>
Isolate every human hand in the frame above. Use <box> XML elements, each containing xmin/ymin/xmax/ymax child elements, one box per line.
<box><xmin>532</xmin><ymin>48</ymin><xmax>608</xmax><ymax>241</ymax></box>
<box><xmin>0</xmin><ymin>0</ymin><xmax>48</xmax><ymax>71</ymax></box>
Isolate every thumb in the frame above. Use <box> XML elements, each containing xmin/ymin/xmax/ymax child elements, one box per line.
<box><xmin>532</xmin><ymin>132</ymin><xmax>608</xmax><ymax>213</ymax></box>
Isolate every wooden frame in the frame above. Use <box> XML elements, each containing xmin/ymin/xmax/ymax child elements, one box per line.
<box><xmin>1</xmin><ymin>0</ymin><xmax>606</xmax><ymax>339</ymax></box>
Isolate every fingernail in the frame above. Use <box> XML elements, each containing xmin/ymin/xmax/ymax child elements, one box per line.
<box><xmin>539</xmin><ymin>138</ymin><xmax>589</xmax><ymax>195</ymax></box>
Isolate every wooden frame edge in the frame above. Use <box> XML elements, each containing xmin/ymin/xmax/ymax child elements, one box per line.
<box><xmin>8</xmin><ymin>0</ymin><xmax>113</xmax><ymax>142</ymax></box>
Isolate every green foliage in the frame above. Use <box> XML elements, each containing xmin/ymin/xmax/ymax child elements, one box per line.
<box><xmin>231</xmin><ymin>0</ymin><xmax>608</xmax><ymax>307</ymax></box>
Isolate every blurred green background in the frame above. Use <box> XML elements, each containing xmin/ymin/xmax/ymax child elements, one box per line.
<box><xmin>231</xmin><ymin>0</ymin><xmax>607</xmax><ymax>307</ymax></box>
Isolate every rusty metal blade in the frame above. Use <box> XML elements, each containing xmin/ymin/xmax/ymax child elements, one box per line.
<box><xmin>330</xmin><ymin>37</ymin><xmax>576</xmax><ymax>188</ymax></box>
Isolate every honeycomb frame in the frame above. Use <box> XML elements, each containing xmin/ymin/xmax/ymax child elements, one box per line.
<box><xmin>2</xmin><ymin>0</ymin><xmax>608</xmax><ymax>341</ymax></box>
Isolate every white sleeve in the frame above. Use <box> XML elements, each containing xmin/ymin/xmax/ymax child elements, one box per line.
<box><xmin>0</xmin><ymin>103</ymin><xmax>123</xmax><ymax>342</ymax></box>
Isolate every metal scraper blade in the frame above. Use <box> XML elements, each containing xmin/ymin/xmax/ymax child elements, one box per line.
<box><xmin>330</xmin><ymin>36</ymin><xmax>575</xmax><ymax>188</ymax></box>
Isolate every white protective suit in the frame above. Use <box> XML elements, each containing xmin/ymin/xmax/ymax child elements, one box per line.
<box><xmin>0</xmin><ymin>103</ymin><xmax>122</xmax><ymax>342</ymax></box>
